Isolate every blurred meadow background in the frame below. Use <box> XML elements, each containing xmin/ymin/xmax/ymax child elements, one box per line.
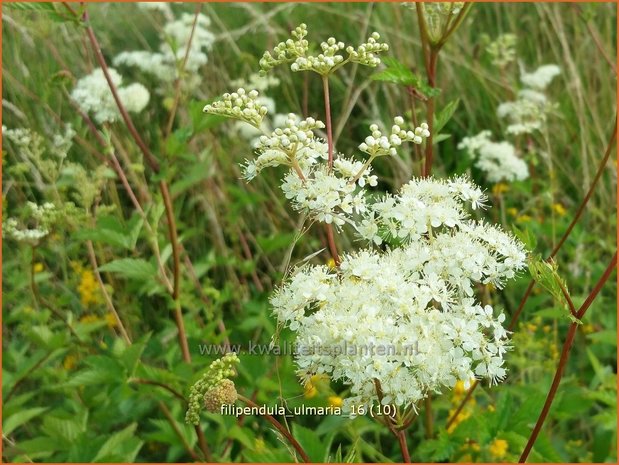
<box><xmin>2</xmin><ymin>2</ymin><xmax>617</xmax><ymax>462</ymax></box>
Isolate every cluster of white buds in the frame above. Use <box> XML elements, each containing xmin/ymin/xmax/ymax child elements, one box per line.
<box><xmin>255</xmin><ymin>115</ymin><xmax>325</xmax><ymax>153</ymax></box>
<box><xmin>259</xmin><ymin>24</ymin><xmax>309</xmax><ymax>74</ymax></box>
<box><xmin>2</xmin><ymin>201</ymin><xmax>76</xmax><ymax>245</ymax></box>
<box><xmin>346</xmin><ymin>32</ymin><xmax>389</xmax><ymax>67</ymax></box>
<box><xmin>261</xmin><ymin>25</ymin><xmax>388</xmax><ymax>76</ymax></box>
<box><xmin>203</xmin><ymin>88</ymin><xmax>268</xmax><ymax>128</ymax></box>
<box><xmin>242</xmin><ymin>115</ymin><xmax>328</xmax><ymax>181</ymax></box>
<box><xmin>291</xmin><ymin>38</ymin><xmax>346</xmax><ymax>75</ymax></box>
<box><xmin>281</xmin><ymin>166</ymin><xmax>367</xmax><ymax>226</ymax></box>
<box><xmin>358</xmin><ymin>117</ymin><xmax>430</xmax><ymax>158</ymax></box>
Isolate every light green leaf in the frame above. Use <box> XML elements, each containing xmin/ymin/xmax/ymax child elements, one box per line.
<box><xmin>98</xmin><ymin>258</ymin><xmax>156</xmax><ymax>281</ymax></box>
<box><xmin>3</xmin><ymin>407</ymin><xmax>48</xmax><ymax>435</ymax></box>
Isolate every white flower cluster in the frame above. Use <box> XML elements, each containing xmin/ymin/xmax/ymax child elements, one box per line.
<box><xmin>241</xmin><ymin>114</ymin><xmax>327</xmax><ymax>180</ymax></box>
<box><xmin>282</xmin><ymin>165</ymin><xmax>368</xmax><ymax>225</ymax></box>
<box><xmin>359</xmin><ymin>117</ymin><xmax>429</xmax><ymax>158</ymax></box>
<box><xmin>51</xmin><ymin>124</ymin><xmax>76</xmax><ymax>159</ymax></box>
<box><xmin>458</xmin><ymin>131</ymin><xmax>529</xmax><ymax>183</ymax></box>
<box><xmin>520</xmin><ymin>64</ymin><xmax>561</xmax><ymax>90</ymax></box>
<box><xmin>358</xmin><ymin>176</ymin><xmax>488</xmax><ymax>244</ymax></box>
<box><xmin>271</xmin><ymin>176</ymin><xmax>526</xmax><ymax>410</ymax></box>
<box><xmin>137</xmin><ymin>2</ymin><xmax>173</xmax><ymax>20</ymax></box>
<box><xmin>2</xmin><ymin>202</ymin><xmax>60</xmax><ymax>244</ymax></box>
<box><xmin>260</xmin><ymin>24</ymin><xmax>388</xmax><ymax>76</ymax></box>
<box><xmin>2</xmin><ymin>126</ymin><xmax>44</xmax><ymax>160</ymax></box>
<box><xmin>114</xmin><ymin>12</ymin><xmax>214</xmax><ymax>89</ymax></box>
<box><xmin>497</xmin><ymin>64</ymin><xmax>560</xmax><ymax>135</ymax></box>
<box><xmin>71</xmin><ymin>68</ymin><xmax>150</xmax><ymax>124</ymax></box>
<box><xmin>203</xmin><ymin>88</ymin><xmax>269</xmax><ymax>128</ymax></box>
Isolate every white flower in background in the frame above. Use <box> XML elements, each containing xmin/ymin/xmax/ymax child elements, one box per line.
<box><xmin>497</xmin><ymin>97</ymin><xmax>549</xmax><ymax>135</ymax></box>
<box><xmin>118</xmin><ymin>83</ymin><xmax>150</xmax><ymax>114</ymax></box>
<box><xmin>137</xmin><ymin>2</ymin><xmax>173</xmax><ymax>20</ymax></box>
<box><xmin>70</xmin><ymin>68</ymin><xmax>150</xmax><ymax>123</ymax></box>
<box><xmin>518</xmin><ymin>89</ymin><xmax>547</xmax><ymax>105</ymax></box>
<box><xmin>231</xmin><ymin>73</ymin><xmax>280</xmax><ymax>93</ymax></box>
<box><xmin>459</xmin><ymin>131</ymin><xmax>529</xmax><ymax>183</ymax></box>
<box><xmin>51</xmin><ymin>124</ymin><xmax>76</xmax><ymax>159</ymax></box>
<box><xmin>272</xmin><ymin>176</ymin><xmax>526</xmax><ymax>410</ymax></box>
<box><xmin>476</xmin><ymin>141</ymin><xmax>529</xmax><ymax>183</ymax></box>
<box><xmin>114</xmin><ymin>12</ymin><xmax>214</xmax><ymax>89</ymax></box>
<box><xmin>520</xmin><ymin>64</ymin><xmax>561</xmax><ymax>90</ymax></box>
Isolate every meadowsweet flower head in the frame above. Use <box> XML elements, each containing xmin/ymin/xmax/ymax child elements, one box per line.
<box><xmin>137</xmin><ymin>1</ymin><xmax>173</xmax><ymax>19</ymax></box>
<box><xmin>476</xmin><ymin>141</ymin><xmax>529</xmax><ymax>183</ymax></box>
<box><xmin>114</xmin><ymin>12</ymin><xmax>214</xmax><ymax>89</ymax></box>
<box><xmin>520</xmin><ymin>64</ymin><xmax>561</xmax><ymax>90</ymax></box>
<box><xmin>459</xmin><ymin>131</ymin><xmax>529</xmax><ymax>183</ymax></box>
<box><xmin>71</xmin><ymin>68</ymin><xmax>150</xmax><ymax>123</ymax></box>
<box><xmin>272</xmin><ymin>176</ymin><xmax>526</xmax><ymax>411</ymax></box>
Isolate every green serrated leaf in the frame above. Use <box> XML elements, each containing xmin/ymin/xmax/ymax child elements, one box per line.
<box><xmin>433</xmin><ymin>98</ymin><xmax>460</xmax><ymax>135</ymax></box>
<box><xmin>3</xmin><ymin>407</ymin><xmax>49</xmax><ymax>436</ymax></box>
<box><xmin>98</xmin><ymin>258</ymin><xmax>156</xmax><ymax>281</ymax></box>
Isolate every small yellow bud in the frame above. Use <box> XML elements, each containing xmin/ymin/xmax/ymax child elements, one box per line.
<box><xmin>328</xmin><ymin>396</ymin><xmax>343</xmax><ymax>408</ymax></box>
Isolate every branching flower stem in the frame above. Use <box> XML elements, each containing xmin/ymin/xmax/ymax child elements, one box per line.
<box><xmin>72</xmin><ymin>5</ymin><xmax>191</xmax><ymax>362</ymax></box>
<box><xmin>165</xmin><ymin>3</ymin><xmax>202</xmax><ymax>139</ymax></box>
<box><xmin>322</xmin><ymin>74</ymin><xmax>341</xmax><ymax>265</ymax></box>
<box><xmin>519</xmin><ymin>251</ymin><xmax>617</xmax><ymax>462</ymax></box>
<box><xmin>447</xmin><ymin>120</ymin><xmax>617</xmax><ymax>429</ymax></box>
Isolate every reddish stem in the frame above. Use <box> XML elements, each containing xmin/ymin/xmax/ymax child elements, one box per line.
<box><xmin>519</xmin><ymin>251</ymin><xmax>616</xmax><ymax>462</ymax></box>
<box><xmin>397</xmin><ymin>430</ymin><xmax>411</xmax><ymax>463</ymax></box>
<box><xmin>322</xmin><ymin>75</ymin><xmax>340</xmax><ymax>265</ymax></box>
<box><xmin>447</xmin><ymin>122</ymin><xmax>617</xmax><ymax>427</ymax></box>
<box><xmin>237</xmin><ymin>395</ymin><xmax>310</xmax><ymax>463</ymax></box>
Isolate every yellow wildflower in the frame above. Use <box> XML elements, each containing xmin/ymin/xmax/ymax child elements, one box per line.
<box><xmin>506</xmin><ymin>208</ymin><xmax>518</xmax><ymax>217</ymax></box>
<box><xmin>79</xmin><ymin>313</ymin><xmax>101</xmax><ymax>325</ymax></box>
<box><xmin>516</xmin><ymin>214</ymin><xmax>532</xmax><ymax>223</ymax></box>
<box><xmin>254</xmin><ymin>438</ymin><xmax>266</xmax><ymax>453</ymax></box>
<box><xmin>304</xmin><ymin>383</ymin><xmax>318</xmax><ymax>399</ymax></box>
<box><xmin>447</xmin><ymin>408</ymin><xmax>471</xmax><ymax>433</ymax></box>
<box><xmin>552</xmin><ymin>203</ymin><xmax>567</xmax><ymax>216</ymax></box>
<box><xmin>328</xmin><ymin>396</ymin><xmax>343</xmax><ymax>408</ymax></box>
<box><xmin>77</xmin><ymin>268</ymin><xmax>102</xmax><ymax>307</ymax></box>
<box><xmin>487</xmin><ymin>404</ymin><xmax>495</xmax><ymax>412</ymax></box>
<box><xmin>492</xmin><ymin>183</ymin><xmax>509</xmax><ymax>196</ymax></box>
<box><xmin>543</xmin><ymin>325</ymin><xmax>551</xmax><ymax>333</ymax></box>
<box><xmin>33</xmin><ymin>262</ymin><xmax>44</xmax><ymax>273</ymax></box>
<box><xmin>581</xmin><ymin>323</ymin><xmax>595</xmax><ymax>334</ymax></box>
<box><xmin>104</xmin><ymin>312</ymin><xmax>118</xmax><ymax>328</ymax></box>
<box><xmin>454</xmin><ymin>380</ymin><xmax>467</xmax><ymax>396</ymax></box>
<box><xmin>488</xmin><ymin>438</ymin><xmax>508</xmax><ymax>459</ymax></box>
<box><xmin>63</xmin><ymin>354</ymin><xmax>77</xmax><ymax>371</ymax></box>
<box><xmin>526</xmin><ymin>323</ymin><xmax>537</xmax><ymax>332</ymax></box>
